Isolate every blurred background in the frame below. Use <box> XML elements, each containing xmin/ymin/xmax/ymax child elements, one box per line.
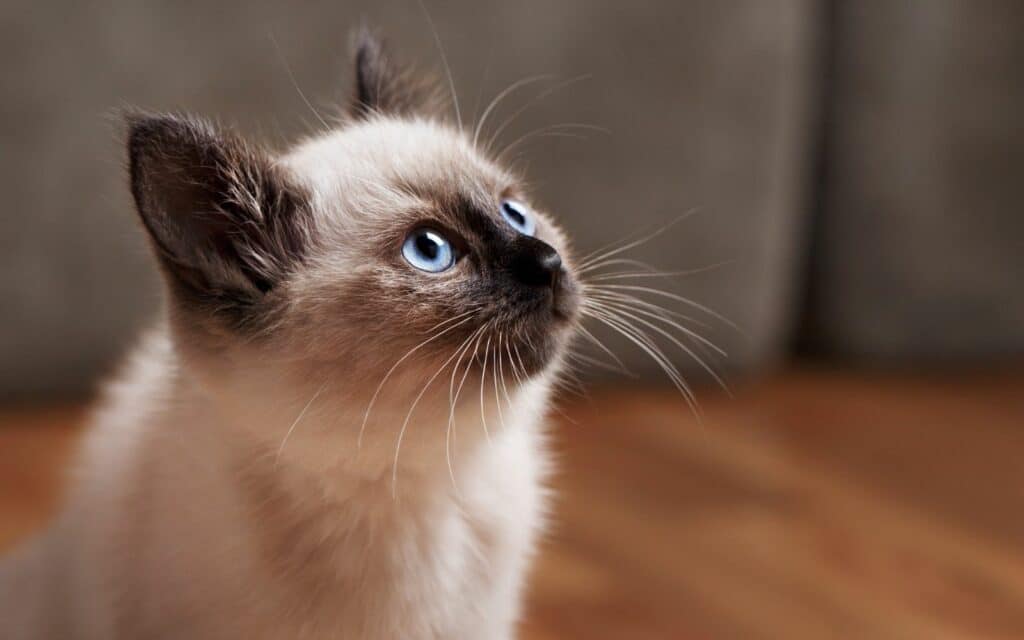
<box><xmin>1</xmin><ymin>1</ymin><xmax>1022</xmax><ymax>638</ymax></box>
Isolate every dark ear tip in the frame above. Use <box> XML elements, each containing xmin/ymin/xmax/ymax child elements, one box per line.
<box><xmin>122</xmin><ymin>109</ymin><xmax>181</xmax><ymax>143</ymax></box>
<box><xmin>122</xmin><ymin>111</ymin><xmax>222</xmax><ymax>168</ymax></box>
<box><xmin>124</xmin><ymin>111</ymin><xmax>181</xmax><ymax>161</ymax></box>
<box><xmin>347</xmin><ymin>25</ymin><xmax>441</xmax><ymax>120</ymax></box>
<box><xmin>351</xmin><ymin>23</ymin><xmax>384</xmax><ymax>60</ymax></box>
<box><xmin>123</xmin><ymin>110</ymin><xmax>173</xmax><ymax>186</ymax></box>
<box><xmin>351</xmin><ymin>25</ymin><xmax>388</xmax><ymax>85</ymax></box>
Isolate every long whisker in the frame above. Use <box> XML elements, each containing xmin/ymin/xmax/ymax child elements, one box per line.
<box><xmin>553</xmin><ymin>363</ymin><xmax>588</xmax><ymax>399</ymax></box>
<box><xmin>576</xmin><ymin>324</ymin><xmax>634</xmax><ymax>375</ymax></box>
<box><xmin>585</xmin><ymin>298</ymin><xmax>729</xmax><ymax>393</ymax></box>
<box><xmin>473</xmin><ymin>75</ymin><xmax>554</xmax><ymax>148</ymax></box>
<box><xmin>468</xmin><ymin>40</ymin><xmax>496</xmax><ymax>131</ymax></box>
<box><xmin>576</xmin><ymin>258</ymin><xmax>660</xmax><ymax>276</ymax></box>
<box><xmin>415</xmin><ymin>0</ymin><xmax>462</xmax><ymax>129</ymax></box>
<box><xmin>499</xmin><ymin>336</ymin><xmax>517</xmax><ymax>406</ymax></box>
<box><xmin>566</xmin><ymin>349</ymin><xmax>629</xmax><ymax>375</ymax></box>
<box><xmin>446</xmin><ymin>327</ymin><xmax>486</xmax><ymax>489</ymax></box>
<box><xmin>392</xmin><ymin>328</ymin><xmax>479</xmax><ymax>498</ymax></box>
<box><xmin>498</xmin><ymin>122</ymin><xmax>610</xmax><ymax>162</ymax></box>
<box><xmin>268</xmin><ymin>33</ymin><xmax>330</xmax><ymax>132</ymax></box>
<box><xmin>585</xmin><ymin>290</ymin><xmax>721</xmax><ymax>352</ymax></box>
<box><xmin>448</xmin><ymin>325</ymin><xmax>484</xmax><ymax>423</ymax></box>
<box><xmin>575</xmin><ymin>220</ymin><xmax>676</xmax><ymax>271</ymax></box>
<box><xmin>584</xmin><ymin>260</ymin><xmax>734</xmax><ymax>282</ymax></box>
<box><xmin>478</xmin><ymin>334</ymin><xmax>493</xmax><ymax>444</ymax></box>
<box><xmin>511</xmin><ymin>343</ymin><xmax>531</xmax><ymax>387</ymax></box>
<box><xmin>584</xmin><ymin>288</ymin><xmax>710</xmax><ymax>330</ymax></box>
<box><xmin>444</xmin><ymin>324</ymin><xmax>485</xmax><ymax>494</ymax></box>
<box><xmin>593</xmin><ymin>284</ymin><xmax>741</xmax><ymax>333</ymax></box>
<box><xmin>359</xmin><ymin>315</ymin><xmax>474</xmax><ymax>449</ymax></box>
<box><xmin>493</xmin><ymin>332</ymin><xmax>509</xmax><ymax>426</ymax></box>
<box><xmin>582</xmin><ymin>305</ymin><xmax>701</xmax><ymax>418</ymax></box>
<box><xmin>586</xmin><ymin>296</ymin><xmax>726</xmax><ymax>372</ymax></box>
<box><xmin>424</xmin><ymin>309</ymin><xmax>478</xmax><ymax>335</ymax></box>
<box><xmin>486</xmin><ymin>74</ymin><xmax>592</xmax><ymax>153</ymax></box>
<box><xmin>576</xmin><ymin>209</ymin><xmax>700</xmax><ymax>271</ymax></box>
<box><xmin>275</xmin><ymin>379</ymin><xmax>330</xmax><ymax>466</ymax></box>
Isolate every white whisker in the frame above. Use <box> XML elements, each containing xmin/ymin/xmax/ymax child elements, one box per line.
<box><xmin>491</xmin><ymin>334</ymin><xmax>506</xmax><ymax>431</ymax></box>
<box><xmin>499</xmin><ymin>336</ymin><xmax>516</xmax><ymax>405</ymax></box>
<box><xmin>576</xmin><ymin>258</ymin><xmax>659</xmax><ymax>276</ymax></box>
<box><xmin>584</xmin><ymin>260</ymin><xmax>733</xmax><ymax>282</ymax></box>
<box><xmin>498</xmin><ymin>122</ymin><xmax>609</xmax><ymax>162</ymax></box>
<box><xmin>392</xmin><ymin>328</ymin><xmax>479</xmax><ymax>499</ymax></box>
<box><xmin>473</xmin><ymin>75</ymin><xmax>553</xmax><ymax>148</ymax></box>
<box><xmin>360</xmin><ymin>315</ymin><xmax>474</xmax><ymax>449</ymax></box>
<box><xmin>415</xmin><ymin>0</ymin><xmax>462</xmax><ymax>129</ymax></box>
<box><xmin>582</xmin><ymin>305</ymin><xmax>701</xmax><ymax>419</ymax></box>
<box><xmin>478</xmin><ymin>334</ymin><xmax>492</xmax><ymax>444</ymax></box>
<box><xmin>268</xmin><ymin>33</ymin><xmax>330</xmax><ymax>132</ymax></box>
<box><xmin>593</xmin><ymin>284</ymin><xmax>740</xmax><ymax>332</ymax></box>
<box><xmin>585</xmin><ymin>298</ymin><xmax>729</xmax><ymax>393</ymax></box>
<box><xmin>444</xmin><ymin>325</ymin><xmax>485</xmax><ymax>495</ymax></box>
<box><xmin>576</xmin><ymin>324</ymin><xmax>634</xmax><ymax>375</ymax></box>
<box><xmin>275</xmin><ymin>379</ymin><xmax>330</xmax><ymax>465</ymax></box>
<box><xmin>566</xmin><ymin>349</ymin><xmax>628</xmax><ymax>375</ymax></box>
<box><xmin>486</xmin><ymin>75</ymin><xmax>592</xmax><ymax>154</ymax></box>
<box><xmin>576</xmin><ymin>209</ymin><xmax>699</xmax><ymax>271</ymax></box>
<box><xmin>424</xmin><ymin>309</ymin><xmax>478</xmax><ymax>335</ymax></box>
<box><xmin>584</xmin><ymin>291</ymin><xmax>722</xmax><ymax>353</ymax></box>
<box><xmin>446</xmin><ymin>328</ymin><xmax>486</xmax><ymax>487</ymax></box>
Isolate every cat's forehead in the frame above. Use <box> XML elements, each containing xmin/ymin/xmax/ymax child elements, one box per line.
<box><xmin>283</xmin><ymin>118</ymin><xmax>513</xmax><ymax>218</ymax></box>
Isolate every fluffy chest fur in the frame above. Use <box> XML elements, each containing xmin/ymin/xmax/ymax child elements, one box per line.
<box><xmin>8</xmin><ymin>330</ymin><xmax>550</xmax><ymax>640</ymax></box>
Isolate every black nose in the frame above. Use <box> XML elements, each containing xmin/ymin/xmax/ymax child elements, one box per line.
<box><xmin>507</xmin><ymin>237</ymin><xmax>562</xmax><ymax>289</ymax></box>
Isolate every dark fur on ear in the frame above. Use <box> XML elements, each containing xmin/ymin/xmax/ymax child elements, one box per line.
<box><xmin>349</xmin><ymin>27</ymin><xmax>446</xmax><ymax>120</ymax></box>
<box><xmin>126</xmin><ymin>112</ymin><xmax>310</xmax><ymax>319</ymax></box>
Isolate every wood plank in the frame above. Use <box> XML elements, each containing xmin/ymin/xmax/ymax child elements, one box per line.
<box><xmin>1</xmin><ymin>371</ymin><xmax>1022</xmax><ymax>638</ymax></box>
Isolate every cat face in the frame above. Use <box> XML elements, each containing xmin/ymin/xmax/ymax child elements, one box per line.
<box><xmin>127</xmin><ymin>30</ymin><xmax>579</xmax><ymax>401</ymax></box>
<box><xmin>283</xmin><ymin>116</ymin><xmax>579</xmax><ymax>377</ymax></box>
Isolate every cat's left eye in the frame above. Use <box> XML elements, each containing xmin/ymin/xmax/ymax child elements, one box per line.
<box><xmin>500</xmin><ymin>200</ymin><xmax>536</xmax><ymax>236</ymax></box>
<box><xmin>402</xmin><ymin>228</ymin><xmax>455</xmax><ymax>273</ymax></box>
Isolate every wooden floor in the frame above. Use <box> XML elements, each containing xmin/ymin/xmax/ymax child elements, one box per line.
<box><xmin>1</xmin><ymin>370</ymin><xmax>1023</xmax><ymax>639</ymax></box>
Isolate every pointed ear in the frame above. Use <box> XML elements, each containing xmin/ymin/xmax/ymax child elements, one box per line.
<box><xmin>349</xmin><ymin>28</ymin><xmax>445</xmax><ymax>119</ymax></box>
<box><xmin>126</xmin><ymin>113</ymin><xmax>309</xmax><ymax>311</ymax></box>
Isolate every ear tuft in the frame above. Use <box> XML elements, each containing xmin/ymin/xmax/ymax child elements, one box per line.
<box><xmin>126</xmin><ymin>111</ymin><xmax>309</xmax><ymax>313</ymax></box>
<box><xmin>349</xmin><ymin>27</ymin><xmax>445</xmax><ymax>120</ymax></box>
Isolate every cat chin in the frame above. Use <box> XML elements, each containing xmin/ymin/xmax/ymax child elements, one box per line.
<box><xmin>508</xmin><ymin>325</ymin><xmax>575</xmax><ymax>380</ymax></box>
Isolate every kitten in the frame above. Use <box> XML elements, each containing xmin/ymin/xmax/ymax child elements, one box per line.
<box><xmin>0</xmin><ymin>30</ymin><xmax>580</xmax><ymax>639</ymax></box>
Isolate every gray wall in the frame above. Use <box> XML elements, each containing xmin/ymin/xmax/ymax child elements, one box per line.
<box><xmin>804</xmin><ymin>1</ymin><xmax>1024</xmax><ymax>362</ymax></box>
<box><xmin>2</xmin><ymin>1</ymin><xmax>1021</xmax><ymax>399</ymax></box>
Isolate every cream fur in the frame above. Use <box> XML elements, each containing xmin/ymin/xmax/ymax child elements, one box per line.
<box><xmin>0</xmin><ymin>323</ymin><xmax>552</xmax><ymax>639</ymax></box>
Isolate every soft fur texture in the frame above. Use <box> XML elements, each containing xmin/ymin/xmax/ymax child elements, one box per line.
<box><xmin>0</xmin><ymin>32</ymin><xmax>579</xmax><ymax>639</ymax></box>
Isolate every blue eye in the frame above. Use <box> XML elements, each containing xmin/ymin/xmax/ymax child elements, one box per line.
<box><xmin>402</xmin><ymin>228</ymin><xmax>455</xmax><ymax>273</ymax></box>
<box><xmin>500</xmin><ymin>199</ymin><xmax>536</xmax><ymax>236</ymax></box>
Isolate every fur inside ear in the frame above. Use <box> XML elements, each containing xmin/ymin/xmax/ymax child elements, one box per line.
<box><xmin>127</xmin><ymin>112</ymin><xmax>309</xmax><ymax>308</ymax></box>
<box><xmin>349</xmin><ymin>28</ymin><xmax>446</xmax><ymax>119</ymax></box>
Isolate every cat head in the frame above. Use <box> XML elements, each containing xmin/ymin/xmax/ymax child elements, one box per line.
<box><xmin>127</xmin><ymin>30</ymin><xmax>580</xmax><ymax>455</ymax></box>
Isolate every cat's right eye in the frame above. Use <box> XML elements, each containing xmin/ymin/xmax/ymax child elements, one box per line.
<box><xmin>402</xmin><ymin>228</ymin><xmax>455</xmax><ymax>273</ymax></box>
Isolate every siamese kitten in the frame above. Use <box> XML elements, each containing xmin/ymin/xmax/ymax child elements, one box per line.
<box><xmin>0</xmin><ymin>31</ymin><xmax>580</xmax><ymax>639</ymax></box>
